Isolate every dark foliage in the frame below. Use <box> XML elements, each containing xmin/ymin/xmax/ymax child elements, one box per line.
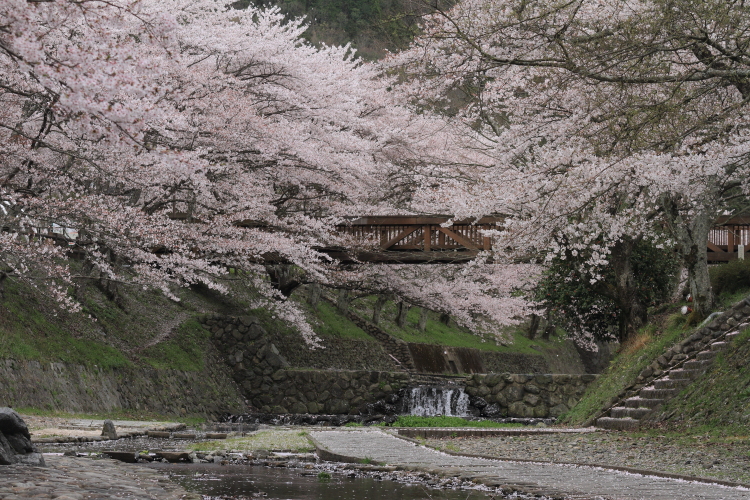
<box><xmin>535</xmin><ymin>239</ymin><xmax>679</xmax><ymax>342</ymax></box>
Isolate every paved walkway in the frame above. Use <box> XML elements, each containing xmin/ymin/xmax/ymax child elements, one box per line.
<box><xmin>0</xmin><ymin>455</ymin><xmax>198</xmax><ymax>500</ymax></box>
<box><xmin>310</xmin><ymin>429</ymin><xmax>750</xmax><ymax>499</ymax></box>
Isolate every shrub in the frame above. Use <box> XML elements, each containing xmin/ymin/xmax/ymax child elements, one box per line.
<box><xmin>710</xmin><ymin>259</ymin><xmax>750</xmax><ymax>297</ymax></box>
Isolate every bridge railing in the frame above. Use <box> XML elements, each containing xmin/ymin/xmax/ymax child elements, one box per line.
<box><xmin>338</xmin><ymin>215</ymin><xmax>750</xmax><ymax>264</ymax></box>
<box><xmin>708</xmin><ymin>217</ymin><xmax>750</xmax><ymax>262</ymax></box>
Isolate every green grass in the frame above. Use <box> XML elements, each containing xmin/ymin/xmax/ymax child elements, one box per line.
<box><xmin>140</xmin><ymin>319</ymin><xmax>211</xmax><ymax>371</ymax></box>
<box><xmin>308</xmin><ymin>301</ymin><xmax>373</xmax><ymax>341</ymax></box>
<box><xmin>346</xmin><ymin>295</ymin><xmax>543</xmax><ymax>355</ymax></box>
<box><xmin>654</xmin><ymin>324</ymin><xmax>750</xmax><ymax>434</ymax></box>
<box><xmin>0</xmin><ymin>281</ymin><xmax>130</xmax><ymax>369</ymax></box>
<box><xmin>390</xmin><ymin>415</ymin><xmax>524</xmax><ymax>428</ymax></box>
<box><xmin>560</xmin><ymin>313</ymin><xmax>693</xmax><ymax>426</ymax></box>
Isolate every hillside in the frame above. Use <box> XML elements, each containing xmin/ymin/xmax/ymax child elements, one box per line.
<box><xmin>0</xmin><ymin>269</ymin><xmax>582</xmax><ymax>369</ymax></box>
<box><xmin>562</xmin><ymin>287</ymin><xmax>750</xmax><ymax>431</ymax></box>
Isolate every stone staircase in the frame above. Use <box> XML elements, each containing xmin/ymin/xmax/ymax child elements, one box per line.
<box><xmin>323</xmin><ymin>297</ymin><xmax>417</xmax><ymax>372</ymax></box>
<box><xmin>595</xmin><ymin>298</ymin><xmax>750</xmax><ymax>430</ymax></box>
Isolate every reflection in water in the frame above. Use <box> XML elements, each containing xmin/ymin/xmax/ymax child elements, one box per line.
<box><xmin>149</xmin><ymin>463</ymin><xmax>494</xmax><ymax>500</ymax></box>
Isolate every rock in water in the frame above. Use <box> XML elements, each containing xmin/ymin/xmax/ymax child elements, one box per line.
<box><xmin>101</xmin><ymin>419</ymin><xmax>118</xmax><ymax>440</ymax></box>
<box><xmin>0</xmin><ymin>408</ymin><xmax>45</xmax><ymax>466</ymax></box>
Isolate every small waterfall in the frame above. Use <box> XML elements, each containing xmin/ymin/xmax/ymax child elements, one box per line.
<box><xmin>401</xmin><ymin>386</ymin><xmax>470</xmax><ymax>417</ymax></box>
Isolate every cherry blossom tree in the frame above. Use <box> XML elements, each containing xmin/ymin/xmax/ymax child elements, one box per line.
<box><xmin>0</xmin><ymin>0</ymin><xmax>464</xmax><ymax>342</ymax></box>
<box><xmin>386</xmin><ymin>0</ymin><xmax>750</xmax><ymax>330</ymax></box>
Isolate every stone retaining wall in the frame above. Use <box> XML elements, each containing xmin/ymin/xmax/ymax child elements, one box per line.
<box><xmin>464</xmin><ymin>373</ymin><xmax>596</xmax><ymax>418</ymax></box>
<box><xmin>478</xmin><ymin>352</ymin><xmax>549</xmax><ymax>374</ymax></box>
<box><xmin>0</xmin><ymin>357</ymin><xmax>245</xmax><ymax>418</ymax></box>
<box><xmin>202</xmin><ymin>315</ymin><xmax>399</xmax><ymax>372</ymax></box>
<box><xmin>249</xmin><ymin>369</ymin><xmax>410</xmax><ymax>415</ymax></box>
<box><xmin>203</xmin><ymin>314</ymin><xmax>596</xmax><ymax>418</ymax></box>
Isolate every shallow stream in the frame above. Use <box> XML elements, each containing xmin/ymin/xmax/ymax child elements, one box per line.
<box><xmin>149</xmin><ymin>463</ymin><xmax>496</xmax><ymax>500</ymax></box>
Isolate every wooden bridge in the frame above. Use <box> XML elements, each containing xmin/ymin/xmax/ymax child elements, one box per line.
<box><xmin>323</xmin><ymin>215</ymin><xmax>750</xmax><ymax>264</ymax></box>
<box><xmin>32</xmin><ymin>213</ymin><xmax>750</xmax><ymax>264</ymax></box>
<box><xmin>324</xmin><ymin>216</ymin><xmax>502</xmax><ymax>264</ymax></box>
<box><xmin>708</xmin><ymin>216</ymin><xmax>750</xmax><ymax>262</ymax></box>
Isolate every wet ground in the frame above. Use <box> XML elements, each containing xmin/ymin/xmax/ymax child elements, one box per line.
<box><xmin>152</xmin><ymin>463</ymin><xmax>497</xmax><ymax>500</ymax></box>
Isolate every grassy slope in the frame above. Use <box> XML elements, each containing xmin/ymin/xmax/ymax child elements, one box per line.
<box><xmin>562</xmin><ymin>288</ymin><xmax>750</xmax><ymax>426</ymax></box>
<box><xmin>344</xmin><ymin>294</ymin><xmax>547</xmax><ymax>356</ymax></box>
<box><xmin>657</xmin><ymin>325</ymin><xmax>750</xmax><ymax>433</ymax></box>
<box><xmin>0</xmin><ymin>276</ymin><xmax>563</xmax><ymax>374</ymax></box>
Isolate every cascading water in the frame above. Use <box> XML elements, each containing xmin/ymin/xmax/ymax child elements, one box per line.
<box><xmin>400</xmin><ymin>386</ymin><xmax>470</xmax><ymax>416</ymax></box>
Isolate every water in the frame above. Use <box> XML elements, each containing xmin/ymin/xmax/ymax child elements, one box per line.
<box><xmin>400</xmin><ymin>386</ymin><xmax>470</xmax><ymax>417</ymax></box>
<box><xmin>150</xmin><ymin>463</ymin><xmax>494</xmax><ymax>500</ymax></box>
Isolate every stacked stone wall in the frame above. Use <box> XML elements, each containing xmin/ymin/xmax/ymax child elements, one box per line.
<box><xmin>0</xmin><ymin>358</ymin><xmax>245</xmax><ymax>418</ymax></box>
<box><xmin>465</xmin><ymin>373</ymin><xmax>596</xmax><ymax>418</ymax></box>
<box><xmin>202</xmin><ymin>315</ymin><xmax>398</xmax><ymax>372</ymax></box>
<box><xmin>478</xmin><ymin>352</ymin><xmax>549</xmax><ymax>374</ymax></box>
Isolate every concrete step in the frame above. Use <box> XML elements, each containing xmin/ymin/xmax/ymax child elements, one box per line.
<box><xmin>640</xmin><ymin>387</ymin><xmax>679</xmax><ymax>399</ymax></box>
<box><xmin>654</xmin><ymin>378</ymin><xmax>690</xmax><ymax>390</ymax></box>
<box><xmin>610</xmin><ymin>406</ymin><xmax>652</xmax><ymax>419</ymax></box>
<box><xmin>595</xmin><ymin>417</ymin><xmax>640</xmax><ymax>431</ymax></box>
<box><xmin>668</xmin><ymin>368</ymin><xmax>700</xmax><ymax>380</ymax></box>
<box><xmin>711</xmin><ymin>341</ymin><xmax>729</xmax><ymax>352</ymax></box>
<box><xmin>725</xmin><ymin>331</ymin><xmax>740</xmax><ymax>341</ymax></box>
<box><xmin>624</xmin><ymin>397</ymin><xmax>664</xmax><ymax>409</ymax></box>
<box><xmin>697</xmin><ymin>350</ymin><xmax>717</xmax><ymax>361</ymax></box>
<box><xmin>684</xmin><ymin>359</ymin><xmax>711</xmax><ymax>370</ymax></box>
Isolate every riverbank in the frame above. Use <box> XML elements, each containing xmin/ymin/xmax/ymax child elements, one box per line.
<box><xmin>0</xmin><ymin>455</ymin><xmax>199</xmax><ymax>500</ymax></box>
<box><xmin>425</xmin><ymin>430</ymin><xmax>750</xmax><ymax>485</ymax></box>
<box><xmin>25</xmin><ymin>414</ymin><xmax>750</xmax><ymax>486</ymax></box>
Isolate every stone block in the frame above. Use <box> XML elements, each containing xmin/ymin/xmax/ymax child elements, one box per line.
<box><xmin>523</xmin><ymin>393</ymin><xmax>540</xmax><ymax>406</ymax></box>
<box><xmin>290</xmin><ymin>402</ymin><xmax>308</xmax><ymax>414</ymax></box>
<box><xmin>524</xmin><ymin>384</ymin><xmax>541</xmax><ymax>394</ymax></box>
<box><xmin>306</xmin><ymin>402</ymin><xmax>320</xmax><ymax>414</ymax></box>
<box><xmin>532</xmin><ymin>405</ymin><xmax>549</xmax><ymax>418</ymax></box>
<box><xmin>549</xmin><ymin>404</ymin><xmax>569</xmax><ymax>417</ymax></box>
<box><xmin>534</xmin><ymin>374</ymin><xmax>552</xmax><ymax>385</ymax></box>
<box><xmin>490</xmin><ymin>382</ymin><xmax>506</xmax><ymax>394</ymax></box>
<box><xmin>505</xmin><ymin>385</ymin><xmax>525</xmax><ymax>402</ymax></box>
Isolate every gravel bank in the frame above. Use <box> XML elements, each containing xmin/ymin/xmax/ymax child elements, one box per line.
<box><xmin>425</xmin><ymin>431</ymin><xmax>750</xmax><ymax>484</ymax></box>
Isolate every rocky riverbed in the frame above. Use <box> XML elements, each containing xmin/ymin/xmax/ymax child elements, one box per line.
<box><xmin>425</xmin><ymin>431</ymin><xmax>750</xmax><ymax>485</ymax></box>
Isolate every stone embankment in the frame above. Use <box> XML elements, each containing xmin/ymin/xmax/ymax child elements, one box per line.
<box><xmin>203</xmin><ymin>314</ymin><xmax>400</xmax><ymax>372</ymax></box>
<box><xmin>0</xmin><ymin>357</ymin><xmax>245</xmax><ymax>418</ymax></box>
<box><xmin>206</xmin><ymin>314</ymin><xmax>596</xmax><ymax>418</ymax></box>
<box><xmin>595</xmin><ymin>297</ymin><xmax>750</xmax><ymax>430</ymax></box>
<box><xmin>465</xmin><ymin>373</ymin><xmax>595</xmax><ymax>419</ymax></box>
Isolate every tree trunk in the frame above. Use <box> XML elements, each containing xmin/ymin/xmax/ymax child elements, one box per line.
<box><xmin>610</xmin><ymin>238</ymin><xmax>647</xmax><ymax>343</ymax></box>
<box><xmin>439</xmin><ymin>313</ymin><xmax>450</xmax><ymax>325</ymax></box>
<box><xmin>661</xmin><ymin>196</ymin><xmax>716</xmax><ymax>318</ymax></box>
<box><xmin>336</xmin><ymin>289</ymin><xmax>351</xmax><ymax>312</ymax></box>
<box><xmin>307</xmin><ymin>283</ymin><xmax>321</xmax><ymax>307</ymax></box>
<box><xmin>417</xmin><ymin>307</ymin><xmax>428</xmax><ymax>332</ymax></box>
<box><xmin>396</xmin><ymin>301</ymin><xmax>410</xmax><ymax>328</ymax></box>
<box><xmin>265</xmin><ymin>264</ymin><xmax>302</xmax><ymax>298</ymax></box>
<box><xmin>591</xmin><ymin>238</ymin><xmax>648</xmax><ymax>343</ymax></box>
<box><xmin>528</xmin><ymin>313</ymin><xmax>540</xmax><ymax>340</ymax></box>
<box><xmin>372</xmin><ymin>295</ymin><xmax>387</xmax><ymax>324</ymax></box>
